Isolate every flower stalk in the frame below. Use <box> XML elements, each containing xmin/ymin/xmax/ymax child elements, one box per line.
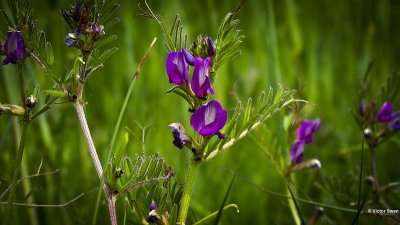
<box><xmin>177</xmin><ymin>160</ymin><xmax>200</xmax><ymax>225</ymax></box>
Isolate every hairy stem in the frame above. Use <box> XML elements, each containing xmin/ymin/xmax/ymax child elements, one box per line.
<box><xmin>73</xmin><ymin>102</ymin><xmax>103</xmax><ymax>178</ymax></box>
<box><xmin>177</xmin><ymin>160</ymin><xmax>200</xmax><ymax>225</ymax></box>
<box><xmin>73</xmin><ymin>102</ymin><xmax>117</xmax><ymax>225</ymax></box>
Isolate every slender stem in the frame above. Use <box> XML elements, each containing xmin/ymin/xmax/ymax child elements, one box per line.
<box><xmin>177</xmin><ymin>160</ymin><xmax>200</xmax><ymax>225</ymax></box>
<box><xmin>92</xmin><ymin>38</ymin><xmax>157</xmax><ymax>225</ymax></box>
<box><xmin>370</xmin><ymin>147</ymin><xmax>379</xmax><ymax>191</ymax></box>
<box><xmin>108</xmin><ymin>197</ymin><xmax>117</xmax><ymax>225</ymax></box>
<box><xmin>73</xmin><ymin>102</ymin><xmax>117</xmax><ymax>225</ymax></box>
<box><xmin>73</xmin><ymin>102</ymin><xmax>103</xmax><ymax>178</ymax></box>
<box><xmin>286</xmin><ymin>177</ymin><xmax>301</xmax><ymax>225</ymax></box>
<box><xmin>2</xmin><ymin>122</ymin><xmax>29</xmax><ymax>225</ymax></box>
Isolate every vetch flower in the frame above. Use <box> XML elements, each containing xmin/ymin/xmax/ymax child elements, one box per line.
<box><xmin>190</xmin><ymin>100</ymin><xmax>227</xmax><ymax>138</ymax></box>
<box><xmin>297</xmin><ymin>118</ymin><xmax>321</xmax><ymax>144</ymax></box>
<box><xmin>2</xmin><ymin>31</ymin><xmax>26</xmax><ymax>65</ymax></box>
<box><xmin>191</xmin><ymin>57</ymin><xmax>214</xmax><ymax>97</ymax></box>
<box><xmin>377</xmin><ymin>101</ymin><xmax>393</xmax><ymax>122</ymax></box>
<box><xmin>290</xmin><ymin>118</ymin><xmax>321</xmax><ymax>165</ymax></box>
<box><xmin>290</xmin><ymin>140</ymin><xmax>305</xmax><ymax>164</ymax></box>
<box><xmin>168</xmin><ymin>123</ymin><xmax>191</xmax><ymax>149</ymax></box>
<box><xmin>65</xmin><ymin>30</ymin><xmax>80</xmax><ymax>47</ymax></box>
<box><xmin>166</xmin><ymin>51</ymin><xmax>189</xmax><ymax>85</ymax></box>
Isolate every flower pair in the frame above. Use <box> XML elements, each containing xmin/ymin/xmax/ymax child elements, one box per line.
<box><xmin>376</xmin><ymin>101</ymin><xmax>400</xmax><ymax>130</ymax></box>
<box><xmin>166</xmin><ymin>48</ymin><xmax>214</xmax><ymax>98</ymax></box>
<box><xmin>169</xmin><ymin>100</ymin><xmax>227</xmax><ymax>150</ymax></box>
<box><xmin>1</xmin><ymin>31</ymin><xmax>26</xmax><ymax>65</ymax></box>
<box><xmin>290</xmin><ymin>118</ymin><xmax>321</xmax><ymax>165</ymax></box>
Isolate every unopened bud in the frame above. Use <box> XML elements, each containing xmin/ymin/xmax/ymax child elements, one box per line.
<box><xmin>25</xmin><ymin>95</ymin><xmax>37</xmax><ymax>108</ymax></box>
<box><xmin>363</xmin><ymin>128</ymin><xmax>373</xmax><ymax>139</ymax></box>
<box><xmin>0</xmin><ymin>103</ymin><xmax>26</xmax><ymax>116</ymax></box>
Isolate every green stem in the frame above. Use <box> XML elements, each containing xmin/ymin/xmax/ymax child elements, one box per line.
<box><xmin>286</xmin><ymin>177</ymin><xmax>301</xmax><ymax>225</ymax></box>
<box><xmin>177</xmin><ymin>160</ymin><xmax>200</xmax><ymax>225</ymax></box>
<box><xmin>2</xmin><ymin>122</ymin><xmax>29</xmax><ymax>225</ymax></box>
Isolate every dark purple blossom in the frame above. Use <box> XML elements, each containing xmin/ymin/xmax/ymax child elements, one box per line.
<box><xmin>65</xmin><ymin>31</ymin><xmax>80</xmax><ymax>47</ymax></box>
<box><xmin>290</xmin><ymin>118</ymin><xmax>321</xmax><ymax>165</ymax></box>
<box><xmin>377</xmin><ymin>101</ymin><xmax>393</xmax><ymax>122</ymax></box>
<box><xmin>190</xmin><ymin>100</ymin><xmax>227</xmax><ymax>137</ymax></box>
<box><xmin>2</xmin><ymin>31</ymin><xmax>26</xmax><ymax>65</ymax></box>
<box><xmin>297</xmin><ymin>118</ymin><xmax>321</xmax><ymax>144</ymax></box>
<box><xmin>290</xmin><ymin>140</ymin><xmax>305</xmax><ymax>164</ymax></box>
<box><xmin>147</xmin><ymin>200</ymin><xmax>160</xmax><ymax>223</ymax></box>
<box><xmin>191</xmin><ymin>57</ymin><xmax>214</xmax><ymax>97</ymax></box>
<box><xmin>168</xmin><ymin>123</ymin><xmax>191</xmax><ymax>149</ymax></box>
<box><xmin>166</xmin><ymin>51</ymin><xmax>189</xmax><ymax>85</ymax></box>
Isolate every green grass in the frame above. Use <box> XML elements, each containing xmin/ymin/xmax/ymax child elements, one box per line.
<box><xmin>1</xmin><ymin>0</ymin><xmax>400</xmax><ymax>224</ymax></box>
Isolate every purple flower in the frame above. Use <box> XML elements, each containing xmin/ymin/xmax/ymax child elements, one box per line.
<box><xmin>190</xmin><ymin>100</ymin><xmax>227</xmax><ymax>137</ymax></box>
<box><xmin>377</xmin><ymin>101</ymin><xmax>393</xmax><ymax>122</ymax></box>
<box><xmin>2</xmin><ymin>31</ymin><xmax>26</xmax><ymax>65</ymax></box>
<box><xmin>168</xmin><ymin>123</ymin><xmax>191</xmax><ymax>149</ymax></box>
<box><xmin>166</xmin><ymin>51</ymin><xmax>189</xmax><ymax>85</ymax></box>
<box><xmin>65</xmin><ymin>31</ymin><xmax>80</xmax><ymax>47</ymax></box>
<box><xmin>290</xmin><ymin>140</ymin><xmax>305</xmax><ymax>164</ymax></box>
<box><xmin>190</xmin><ymin>57</ymin><xmax>214</xmax><ymax>97</ymax></box>
<box><xmin>297</xmin><ymin>118</ymin><xmax>320</xmax><ymax>144</ymax></box>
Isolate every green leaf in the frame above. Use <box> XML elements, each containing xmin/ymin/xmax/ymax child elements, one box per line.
<box><xmin>213</xmin><ymin>174</ymin><xmax>236</xmax><ymax>225</ymax></box>
<box><xmin>43</xmin><ymin>90</ymin><xmax>67</xmax><ymax>98</ymax></box>
<box><xmin>95</xmin><ymin>34</ymin><xmax>118</xmax><ymax>49</ymax></box>
<box><xmin>99</xmin><ymin>47</ymin><xmax>119</xmax><ymax>63</ymax></box>
<box><xmin>33</xmin><ymin>85</ymin><xmax>40</xmax><ymax>99</ymax></box>
<box><xmin>46</xmin><ymin>42</ymin><xmax>54</xmax><ymax>66</ymax></box>
<box><xmin>243</xmin><ymin>97</ymin><xmax>252</xmax><ymax>124</ymax></box>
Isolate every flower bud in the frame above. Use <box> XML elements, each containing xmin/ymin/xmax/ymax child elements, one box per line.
<box><xmin>363</xmin><ymin>128</ymin><xmax>373</xmax><ymax>139</ymax></box>
<box><xmin>0</xmin><ymin>104</ymin><xmax>26</xmax><ymax>116</ymax></box>
<box><xmin>190</xmin><ymin>35</ymin><xmax>216</xmax><ymax>59</ymax></box>
<box><xmin>25</xmin><ymin>95</ymin><xmax>37</xmax><ymax>108</ymax></box>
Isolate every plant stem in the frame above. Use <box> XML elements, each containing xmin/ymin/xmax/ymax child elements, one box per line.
<box><xmin>2</xmin><ymin>122</ymin><xmax>29</xmax><ymax>225</ymax></box>
<box><xmin>370</xmin><ymin>147</ymin><xmax>379</xmax><ymax>191</ymax></box>
<box><xmin>73</xmin><ymin>102</ymin><xmax>117</xmax><ymax>225</ymax></box>
<box><xmin>73</xmin><ymin>102</ymin><xmax>103</xmax><ymax>178</ymax></box>
<box><xmin>177</xmin><ymin>160</ymin><xmax>200</xmax><ymax>225</ymax></box>
<box><xmin>286</xmin><ymin>177</ymin><xmax>301</xmax><ymax>225</ymax></box>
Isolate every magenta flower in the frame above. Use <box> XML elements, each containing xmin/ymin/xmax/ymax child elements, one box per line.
<box><xmin>191</xmin><ymin>57</ymin><xmax>214</xmax><ymax>97</ymax></box>
<box><xmin>297</xmin><ymin>118</ymin><xmax>321</xmax><ymax>144</ymax></box>
<box><xmin>190</xmin><ymin>100</ymin><xmax>227</xmax><ymax>137</ymax></box>
<box><xmin>290</xmin><ymin>140</ymin><xmax>305</xmax><ymax>165</ymax></box>
<box><xmin>290</xmin><ymin>118</ymin><xmax>320</xmax><ymax>165</ymax></box>
<box><xmin>377</xmin><ymin>101</ymin><xmax>393</xmax><ymax>122</ymax></box>
<box><xmin>2</xmin><ymin>31</ymin><xmax>26</xmax><ymax>65</ymax></box>
<box><xmin>166</xmin><ymin>51</ymin><xmax>189</xmax><ymax>85</ymax></box>
<box><xmin>168</xmin><ymin>123</ymin><xmax>192</xmax><ymax>149</ymax></box>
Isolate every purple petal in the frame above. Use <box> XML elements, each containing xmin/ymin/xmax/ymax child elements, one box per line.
<box><xmin>190</xmin><ymin>57</ymin><xmax>214</xmax><ymax>97</ymax></box>
<box><xmin>149</xmin><ymin>200</ymin><xmax>157</xmax><ymax>211</ymax></box>
<box><xmin>290</xmin><ymin>140</ymin><xmax>305</xmax><ymax>164</ymax></box>
<box><xmin>2</xmin><ymin>31</ymin><xmax>26</xmax><ymax>65</ymax></box>
<box><xmin>377</xmin><ymin>101</ymin><xmax>393</xmax><ymax>122</ymax></box>
<box><xmin>297</xmin><ymin>118</ymin><xmax>320</xmax><ymax>144</ymax></box>
<box><xmin>168</xmin><ymin>123</ymin><xmax>191</xmax><ymax>149</ymax></box>
<box><xmin>182</xmin><ymin>48</ymin><xmax>195</xmax><ymax>66</ymax></box>
<box><xmin>388</xmin><ymin>111</ymin><xmax>400</xmax><ymax>130</ymax></box>
<box><xmin>207</xmin><ymin>36</ymin><xmax>216</xmax><ymax>57</ymax></box>
<box><xmin>166</xmin><ymin>51</ymin><xmax>189</xmax><ymax>85</ymax></box>
<box><xmin>190</xmin><ymin>100</ymin><xmax>227</xmax><ymax>136</ymax></box>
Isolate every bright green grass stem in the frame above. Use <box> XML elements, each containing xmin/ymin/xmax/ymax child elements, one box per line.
<box><xmin>177</xmin><ymin>160</ymin><xmax>200</xmax><ymax>225</ymax></box>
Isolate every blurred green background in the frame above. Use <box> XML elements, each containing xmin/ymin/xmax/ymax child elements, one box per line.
<box><xmin>1</xmin><ymin>0</ymin><xmax>400</xmax><ymax>224</ymax></box>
